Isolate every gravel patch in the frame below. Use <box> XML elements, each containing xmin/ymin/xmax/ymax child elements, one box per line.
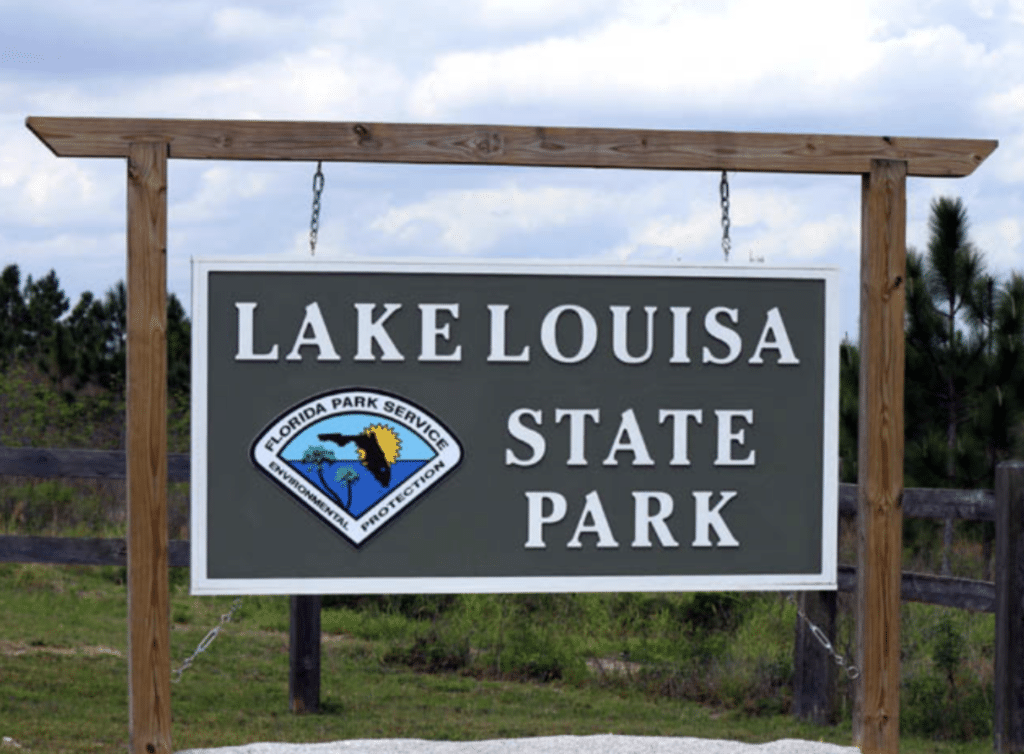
<box><xmin>177</xmin><ymin>735</ymin><xmax>860</xmax><ymax>754</ymax></box>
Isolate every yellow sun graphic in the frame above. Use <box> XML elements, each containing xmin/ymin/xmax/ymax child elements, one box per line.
<box><xmin>359</xmin><ymin>424</ymin><xmax>402</xmax><ymax>466</ymax></box>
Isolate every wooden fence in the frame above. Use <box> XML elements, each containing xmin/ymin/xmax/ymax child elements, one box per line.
<box><xmin>1</xmin><ymin>447</ymin><xmax>1022</xmax><ymax>750</ymax></box>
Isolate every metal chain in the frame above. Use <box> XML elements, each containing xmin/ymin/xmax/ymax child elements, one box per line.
<box><xmin>172</xmin><ymin>597</ymin><xmax>243</xmax><ymax>683</ymax></box>
<box><xmin>720</xmin><ymin>170</ymin><xmax>731</xmax><ymax>263</ymax></box>
<box><xmin>309</xmin><ymin>161</ymin><xmax>325</xmax><ymax>256</ymax></box>
<box><xmin>788</xmin><ymin>593</ymin><xmax>859</xmax><ymax>679</ymax></box>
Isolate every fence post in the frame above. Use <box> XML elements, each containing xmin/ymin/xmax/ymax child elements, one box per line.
<box><xmin>995</xmin><ymin>461</ymin><xmax>1024</xmax><ymax>753</ymax></box>
<box><xmin>289</xmin><ymin>595</ymin><xmax>321</xmax><ymax>714</ymax></box>
<box><xmin>792</xmin><ymin>590</ymin><xmax>837</xmax><ymax>724</ymax></box>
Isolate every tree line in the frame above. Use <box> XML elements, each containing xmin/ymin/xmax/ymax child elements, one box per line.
<box><xmin>839</xmin><ymin>196</ymin><xmax>1024</xmax><ymax>490</ymax></box>
<box><xmin>0</xmin><ymin>264</ymin><xmax>189</xmax><ymax>400</ymax></box>
<box><xmin>2</xmin><ymin>194</ymin><xmax>1023</xmax><ymax>490</ymax></box>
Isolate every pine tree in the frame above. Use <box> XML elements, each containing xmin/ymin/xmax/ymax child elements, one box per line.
<box><xmin>0</xmin><ymin>265</ymin><xmax>27</xmax><ymax>369</ymax></box>
<box><xmin>22</xmin><ymin>269</ymin><xmax>69</xmax><ymax>367</ymax></box>
<box><xmin>904</xmin><ymin>197</ymin><xmax>992</xmax><ymax>489</ymax></box>
<box><xmin>839</xmin><ymin>196</ymin><xmax>1024</xmax><ymax>488</ymax></box>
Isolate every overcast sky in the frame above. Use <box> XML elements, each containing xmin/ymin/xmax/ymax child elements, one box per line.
<box><xmin>3</xmin><ymin>0</ymin><xmax>1023</xmax><ymax>340</ymax></box>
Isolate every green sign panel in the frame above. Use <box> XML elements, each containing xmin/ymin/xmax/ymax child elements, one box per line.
<box><xmin>191</xmin><ymin>259</ymin><xmax>839</xmax><ymax>595</ymax></box>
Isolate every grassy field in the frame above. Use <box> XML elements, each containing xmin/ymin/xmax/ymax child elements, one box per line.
<box><xmin>0</xmin><ymin>560</ymin><xmax>997</xmax><ymax>754</ymax></box>
<box><xmin>0</xmin><ymin>365</ymin><xmax>1002</xmax><ymax>753</ymax></box>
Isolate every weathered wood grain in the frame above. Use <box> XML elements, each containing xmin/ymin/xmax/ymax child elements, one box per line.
<box><xmin>25</xmin><ymin>117</ymin><xmax>996</xmax><ymax>177</ymax></box>
<box><xmin>2</xmin><ymin>446</ymin><xmax>997</xmax><ymax>520</ymax></box>
<box><xmin>126</xmin><ymin>142</ymin><xmax>172</xmax><ymax>754</ymax></box>
<box><xmin>838</xmin><ymin>566</ymin><xmax>995</xmax><ymax>612</ymax></box>
<box><xmin>3</xmin><ymin>534</ymin><xmax>999</xmax><ymax>613</ymax></box>
<box><xmin>0</xmin><ymin>447</ymin><xmax>189</xmax><ymax>482</ymax></box>
<box><xmin>855</xmin><ymin>160</ymin><xmax>907</xmax><ymax>754</ymax></box>
<box><xmin>0</xmin><ymin>535</ymin><xmax>188</xmax><ymax>567</ymax></box>
<box><xmin>839</xmin><ymin>482</ymin><xmax>994</xmax><ymax>520</ymax></box>
<box><xmin>289</xmin><ymin>595</ymin><xmax>321</xmax><ymax>714</ymax></box>
<box><xmin>793</xmin><ymin>590</ymin><xmax>837</xmax><ymax>724</ymax></box>
<box><xmin>995</xmin><ymin>461</ymin><xmax>1024</xmax><ymax>753</ymax></box>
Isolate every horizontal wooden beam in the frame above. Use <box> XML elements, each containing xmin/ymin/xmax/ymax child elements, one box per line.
<box><xmin>26</xmin><ymin>117</ymin><xmax>996</xmax><ymax>177</ymax></box>
<box><xmin>0</xmin><ymin>535</ymin><xmax>189</xmax><ymax>567</ymax></box>
<box><xmin>0</xmin><ymin>535</ymin><xmax>994</xmax><ymax>612</ymax></box>
<box><xmin>837</xmin><ymin>565</ymin><xmax>995</xmax><ymax>613</ymax></box>
<box><xmin>0</xmin><ymin>447</ymin><xmax>189</xmax><ymax>482</ymax></box>
<box><xmin>3</xmin><ymin>448</ymin><xmax>998</xmax><ymax>519</ymax></box>
<box><xmin>839</xmin><ymin>483</ymin><xmax>994</xmax><ymax>521</ymax></box>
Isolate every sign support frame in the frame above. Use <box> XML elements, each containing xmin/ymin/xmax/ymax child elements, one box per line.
<box><xmin>26</xmin><ymin>116</ymin><xmax>995</xmax><ymax>754</ymax></box>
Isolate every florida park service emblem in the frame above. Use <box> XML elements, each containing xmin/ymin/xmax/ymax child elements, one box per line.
<box><xmin>250</xmin><ymin>388</ymin><xmax>463</xmax><ymax>546</ymax></box>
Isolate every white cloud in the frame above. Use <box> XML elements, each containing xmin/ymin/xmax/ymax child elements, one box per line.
<box><xmin>0</xmin><ymin>126</ymin><xmax>121</xmax><ymax>228</ymax></box>
<box><xmin>1</xmin><ymin>230</ymin><xmax>127</xmax><ymax>304</ymax></box>
<box><xmin>210</xmin><ymin>6</ymin><xmax>302</xmax><ymax>41</ymax></box>
<box><xmin>169</xmin><ymin>166</ymin><xmax>274</xmax><ymax>224</ymax></box>
<box><xmin>611</xmin><ymin>199</ymin><xmax>720</xmax><ymax>262</ymax></box>
<box><xmin>981</xmin><ymin>84</ymin><xmax>1024</xmax><ymax>120</ymax></box>
<box><xmin>370</xmin><ymin>182</ymin><xmax>620</xmax><ymax>254</ymax></box>
<box><xmin>974</xmin><ymin>216</ymin><xmax>1023</xmax><ymax>270</ymax></box>
<box><xmin>473</xmin><ymin>0</ymin><xmax>614</xmax><ymax>30</ymax></box>
<box><xmin>1011</xmin><ymin>0</ymin><xmax>1024</xmax><ymax>23</ymax></box>
<box><xmin>969</xmin><ymin>0</ymin><xmax>998</xmax><ymax>19</ymax></box>
<box><xmin>791</xmin><ymin>215</ymin><xmax>860</xmax><ymax>260</ymax></box>
<box><xmin>16</xmin><ymin>42</ymin><xmax>404</xmax><ymax>122</ymax></box>
<box><xmin>408</xmin><ymin>1</ymin><xmax>888</xmax><ymax>118</ymax></box>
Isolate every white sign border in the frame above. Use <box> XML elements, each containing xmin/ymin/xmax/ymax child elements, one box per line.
<box><xmin>191</xmin><ymin>257</ymin><xmax>840</xmax><ymax>595</ymax></box>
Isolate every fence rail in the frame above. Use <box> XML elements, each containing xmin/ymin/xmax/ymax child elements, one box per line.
<box><xmin>0</xmin><ymin>536</ymin><xmax>998</xmax><ymax>614</ymax></box>
<box><xmin>0</xmin><ymin>448</ymin><xmax>998</xmax><ymax>613</ymax></box>
<box><xmin>0</xmin><ymin>447</ymin><xmax>190</xmax><ymax>482</ymax></box>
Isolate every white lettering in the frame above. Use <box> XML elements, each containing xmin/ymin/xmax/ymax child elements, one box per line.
<box><xmin>524</xmin><ymin>492</ymin><xmax>567</xmax><ymax>549</ymax></box>
<box><xmin>506</xmin><ymin>409</ymin><xmax>546</xmax><ymax>467</ymax></box>
<box><xmin>566</xmin><ymin>491</ymin><xmax>619</xmax><ymax>549</ymax></box>
<box><xmin>691</xmin><ymin>490</ymin><xmax>739</xmax><ymax>547</ymax></box>
<box><xmin>611</xmin><ymin>305</ymin><xmax>657</xmax><ymax>364</ymax></box>
<box><xmin>658</xmin><ymin>409</ymin><xmax>704</xmax><ymax>466</ymax></box>
<box><xmin>285</xmin><ymin>302</ymin><xmax>341</xmax><ymax>362</ymax></box>
<box><xmin>714</xmin><ymin>410</ymin><xmax>756</xmax><ymax>466</ymax></box>
<box><xmin>669</xmin><ymin>306</ymin><xmax>691</xmax><ymax>363</ymax></box>
<box><xmin>748</xmin><ymin>306</ymin><xmax>800</xmax><ymax>365</ymax></box>
<box><xmin>632</xmin><ymin>491</ymin><xmax>679</xmax><ymax>548</ymax></box>
<box><xmin>540</xmin><ymin>305</ymin><xmax>598</xmax><ymax>364</ymax></box>
<box><xmin>602</xmin><ymin>409</ymin><xmax>655</xmax><ymax>467</ymax></box>
<box><xmin>353</xmin><ymin>303</ymin><xmax>404</xmax><ymax>362</ymax></box>
<box><xmin>234</xmin><ymin>302</ymin><xmax>278</xmax><ymax>361</ymax></box>
<box><xmin>555</xmin><ymin>408</ymin><xmax>600</xmax><ymax>466</ymax></box>
<box><xmin>418</xmin><ymin>304</ymin><xmax>462</xmax><ymax>362</ymax></box>
<box><xmin>487</xmin><ymin>304</ymin><xmax>530</xmax><ymax>362</ymax></box>
<box><xmin>702</xmin><ymin>306</ymin><xmax>741</xmax><ymax>365</ymax></box>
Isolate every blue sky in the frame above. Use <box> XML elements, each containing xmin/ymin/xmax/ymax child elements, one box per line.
<box><xmin>3</xmin><ymin>0</ymin><xmax>1023</xmax><ymax>341</ymax></box>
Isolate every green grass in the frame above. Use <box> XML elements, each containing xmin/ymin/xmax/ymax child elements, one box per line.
<box><xmin>0</xmin><ymin>562</ymin><xmax>1000</xmax><ymax>754</ymax></box>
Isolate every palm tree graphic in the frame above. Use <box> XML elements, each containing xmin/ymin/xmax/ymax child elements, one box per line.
<box><xmin>301</xmin><ymin>444</ymin><xmax>344</xmax><ymax>507</ymax></box>
<box><xmin>335</xmin><ymin>466</ymin><xmax>359</xmax><ymax>510</ymax></box>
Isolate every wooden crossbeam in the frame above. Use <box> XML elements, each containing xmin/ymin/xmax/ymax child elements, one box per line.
<box><xmin>26</xmin><ymin>116</ymin><xmax>996</xmax><ymax>177</ymax></box>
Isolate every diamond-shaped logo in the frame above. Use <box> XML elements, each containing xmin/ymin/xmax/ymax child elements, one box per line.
<box><xmin>250</xmin><ymin>388</ymin><xmax>463</xmax><ymax>547</ymax></box>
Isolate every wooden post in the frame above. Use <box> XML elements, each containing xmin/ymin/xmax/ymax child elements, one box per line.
<box><xmin>995</xmin><ymin>461</ymin><xmax>1024</xmax><ymax>753</ymax></box>
<box><xmin>289</xmin><ymin>595</ymin><xmax>321</xmax><ymax>714</ymax></box>
<box><xmin>126</xmin><ymin>142</ymin><xmax>171</xmax><ymax>754</ymax></box>
<box><xmin>793</xmin><ymin>590</ymin><xmax>838</xmax><ymax>724</ymax></box>
<box><xmin>855</xmin><ymin>159</ymin><xmax>907</xmax><ymax>754</ymax></box>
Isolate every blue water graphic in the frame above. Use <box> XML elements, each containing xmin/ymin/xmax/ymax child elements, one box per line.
<box><xmin>285</xmin><ymin>459</ymin><xmax>430</xmax><ymax>517</ymax></box>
